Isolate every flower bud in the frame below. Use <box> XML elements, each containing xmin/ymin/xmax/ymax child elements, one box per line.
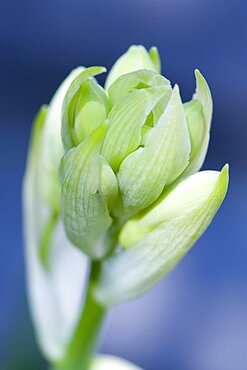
<box><xmin>24</xmin><ymin>46</ymin><xmax>229</xmax><ymax>362</ymax></box>
<box><xmin>62</xmin><ymin>67</ymin><xmax>108</xmax><ymax>150</ymax></box>
<box><xmin>60</xmin><ymin>48</ymin><xmax>225</xmax><ymax>262</ymax></box>
<box><xmin>60</xmin><ymin>67</ymin><xmax>173</xmax><ymax>258</ymax></box>
<box><xmin>105</xmin><ymin>45</ymin><xmax>161</xmax><ymax>90</ymax></box>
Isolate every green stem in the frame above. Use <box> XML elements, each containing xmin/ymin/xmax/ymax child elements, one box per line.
<box><xmin>53</xmin><ymin>261</ymin><xmax>106</xmax><ymax>370</ymax></box>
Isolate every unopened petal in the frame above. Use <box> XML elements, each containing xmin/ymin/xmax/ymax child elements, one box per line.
<box><xmin>118</xmin><ymin>85</ymin><xmax>191</xmax><ymax>213</ymax></box>
<box><xmin>95</xmin><ymin>165</ymin><xmax>229</xmax><ymax>306</ymax></box>
<box><xmin>105</xmin><ymin>45</ymin><xmax>160</xmax><ymax>90</ymax></box>
<box><xmin>61</xmin><ymin>125</ymin><xmax>112</xmax><ymax>259</ymax></box>
<box><xmin>182</xmin><ymin>70</ymin><xmax>213</xmax><ymax>176</ymax></box>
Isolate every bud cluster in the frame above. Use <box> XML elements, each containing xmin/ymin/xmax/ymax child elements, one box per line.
<box><xmin>23</xmin><ymin>46</ymin><xmax>228</xmax><ymax>364</ymax></box>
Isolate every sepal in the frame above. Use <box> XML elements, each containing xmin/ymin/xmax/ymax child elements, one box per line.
<box><xmin>94</xmin><ymin>165</ymin><xmax>229</xmax><ymax>306</ymax></box>
<box><xmin>60</xmin><ymin>125</ymin><xmax>113</xmax><ymax>259</ymax></box>
<box><xmin>102</xmin><ymin>86</ymin><xmax>167</xmax><ymax>172</ymax></box>
<box><xmin>118</xmin><ymin>85</ymin><xmax>191</xmax><ymax>213</ymax></box>
<box><xmin>23</xmin><ymin>107</ymin><xmax>88</xmax><ymax>361</ymax></box>
<box><xmin>182</xmin><ymin>69</ymin><xmax>213</xmax><ymax>176</ymax></box>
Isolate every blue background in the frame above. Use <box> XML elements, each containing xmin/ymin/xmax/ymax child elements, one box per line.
<box><xmin>0</xmin><ymin>1</ymin><xmax>246</xmax><ymax>369</ymax></box>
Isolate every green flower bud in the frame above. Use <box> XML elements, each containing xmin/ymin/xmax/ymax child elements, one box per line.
<box><xmin>60</xmin><ymin>48</ymin><xmax>226</xmax><ymax>263</ymax></box>
<box><xmin>62</xmin><ymin>66</ymin><xmax>108</xmax><ymax>150</ymax></box>
<box><xmin>105</xmin><ymin>45</ymin><xmax>161</xmax><ymax>90</ymax></box>
<box><xmin>23</xmin><ymin>45</ymin><xmax>229</xmax><ymax>366</ymax></box>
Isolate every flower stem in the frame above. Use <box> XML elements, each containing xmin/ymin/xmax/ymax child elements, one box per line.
<box><xmin>53</xmin><ymin>261</ymin><xmax>106</xmax><ymax>370</ymax></box>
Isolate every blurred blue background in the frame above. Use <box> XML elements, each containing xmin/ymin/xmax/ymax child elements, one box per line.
<box><xmin>0</xmin><ymin>0</ymin><xmax>246</xmax><ymax>369</ymax></box>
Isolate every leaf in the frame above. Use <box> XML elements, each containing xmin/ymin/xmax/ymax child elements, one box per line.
<box><xmin>90</xmin><ymin>355</ymin><xmax>142</xmax><ymax>370</ymax></box>
<box><xmin>105</xmin><ymin>45</ymin><xmax>161</xmax><ymax>90</ymax></box>
<box><xmin>102</xmin><ymin>86</ymin><xmax>168</xmax><ymax>172</ymax></box>
<box><xmin>182</xmin><ymin>69</ymin><xmax>213</xmax><ymax>177</ymax></box>
<box><xmin>94</xmin><ymin>165</ymin><xmax>229</xmax><ymax>306</ymax></box>
<box><xmin>62</xmin><ymin>67</ymin><xmax>107</xmax><ymax>150</ymax></box>
<box><xmin>23</xmin><ymin>107</ymin><xmax>88</xmax><ymax>361</ymax></box>
<box><xmin>118</xmin><ymin>85</ymin><xmax>191</xmax><ymax>213</ymax></box>
<box><xmin>61</xmin><ymin>125</ymin><xmax>113</xmax><ymax>259</ymax></box>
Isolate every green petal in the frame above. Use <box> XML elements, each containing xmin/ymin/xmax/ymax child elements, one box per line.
<box><xmin>118</xmin><ymin>85</ymin><xmax>191</xmax><ymax>213</ymax></box>
<box><xmin>182</xmin><ymin>69</ymin><xmax>213</xmax><ymax>177</ymax></box>
<box><xmin>102</xmin><ymin>86</ymin><xmax>168</xmax><ymax>172</ymax></box>
<box><xmin>100</xmin><ymin>156</ymin><xmax>119</xmax><ymax>210</ymax></box>
<box><xmin>105</xmin><ymin>45</ymin><xmax>161</xmax><ymax>90</ymax></box>
<box><xmin>184</xmin><ymin>99</ymin><xmax>206</xmax><ymax>164</ymax></box>
<box><xmin>149</xmin><ymin>46</ymin><xmax>161</xmax><ymax>74</ymax></box>
<box><xmin>39</xmin><ymin>211</ymin><xmax>59</xmax><ymax>269</ymax></box>
<box><xmin>120</xmin><ymin>169</ymin><xmax>225</xmax><ymax>247</ymax></box>
<box><xmin>26</xmin><ymin>107</ymin><xmax>58</xmax><ymax>270</ymax></box>
<box><xmin>62</xmin><ymin>67</ymin><xmax>107</xmax><ymax>150</ymax></box>
<box><xmin>73</xmin><ymin>79</ymin><xmax>110</xmax><ymax>145</ymax></box>
<box><xmin>108</xmin><ymin>68</ymin><xmax>170</xmax><ymax>106</ymax></box>
<box><xmin>23</xmin><ymin>107</ymin><xmax>88</xmax><ymax>361</ymax></box>
<box><xmin>94</xmin><ymin>165</ymin><xmax>229</xmax><ymax>306</ymax></box>
<box><xmin>194</xmin><ymin>69</ymin><xmax>212</xmax><ymax>125</ymax></box>
<box><xmin>38</xmin><ymin>68</ymin><xmax>84</xmax><ymax>266</ymax></box>
<box><xmin>40</xmin><ymin>67</ymin><xmax>84</xmax><ymax>212</ymax></box>
<box><xmin>61</xmin><ymin>125</ymin><xmax>113</xmax><ymax>259</ymax></box>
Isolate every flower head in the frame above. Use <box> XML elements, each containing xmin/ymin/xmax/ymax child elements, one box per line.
<box><xmin>23</xmin><ymin>46</ymin><xmax>228</xmax><ymax>361</ymax></box>
<box><xmin>59</xmin><ymin>45</ymin><xmax>227</xmax><ymax>266</ymax></box>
